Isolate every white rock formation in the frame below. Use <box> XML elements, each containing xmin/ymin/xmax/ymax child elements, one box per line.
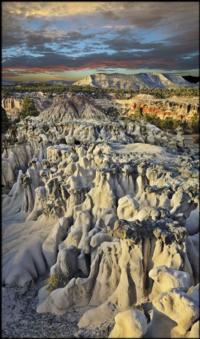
<box><xmin>2</xmin><ymin>94</ymin><xmax>199</xmax><ymax>338</ymax></box>
<box><xmin>109</xmin><ymin>309</ymin><xmax>148</xmax><ymax>338</ymax></box>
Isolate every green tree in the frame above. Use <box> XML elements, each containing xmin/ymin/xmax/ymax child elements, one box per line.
<box><xmin>145</xmin><ymin>113</ymin><xmax>160</xmax><ymax>125</ymax></box>
<box><xmin>188</xmin><ymin>113</ymin><xmax>199</xmax><ymax>133</ymax></box>
<box><xmin>20</xmin><ymin>97</ymin><xmax>39</xmax><ymax>119</ymax></box>
<box><xmin>2</xmin><ymin>107</ymin><xmax>10</xmax><ymax>133</ymax></box>
<box><xmin>134</xmin><ymin>107</ymin><xmax>144</xmax><ymax>119</ymax></box>
<box><xmin>160</xmin><ymin>117</ymin><xmax>174</xmax><ymax>130</ymax></box>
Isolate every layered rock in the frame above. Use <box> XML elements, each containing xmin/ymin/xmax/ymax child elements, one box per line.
<box><xmin>128</xmin><ymin>95</ymin><xmax>199</xmax><ymax>121</ymax></box>
<box><xmin>39</xmin><ymin>94</ymin><xmax>109</xmax><ymax>122</ymax></box>
<box><xmin>74</xmin><ymin>72</ymin><xmax>195</xmax><ymax>90</ymax></box>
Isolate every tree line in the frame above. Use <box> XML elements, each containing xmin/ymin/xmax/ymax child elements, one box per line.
<box><xmin>2</xmin><ymin>83</ymin><xmax>199</xmax><ymax>99</ymax></box>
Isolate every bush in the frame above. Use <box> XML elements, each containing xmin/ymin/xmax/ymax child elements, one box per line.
<box><xmin>145</xmin><ymin>113</ymin><xmax>160</xmax><ymax>125</ymax></box>
<box><xmin>188</xmin><ymin>114</ymin><xmax>199</xmax><ymax>133</ymax></box>
<box><xmin>160</xmin><ymin>117</ymin><xmax>175</xmax><ymax>130</ymax></box>
<box><xmin>144</xmin><ymin>113</ymin><xmax>186</xmax><ymax>132</ymax></box>
<box><xmin>20</xmin><ymin>97</ymin><xmax>39</xmax><ymax>119</ymax></box>
<box><xmin>2</xmin><ymin>107</ymin><xmax>11</xmax><ymax>133</ymax></box>
<box><xmin>134</xmin><ymin>107</ymin><xmax>144</xmax><ymax>119</ymax></box>
<box><xmin>47</xmin><ymin>272</ymin><xmax>68</xmax><ymax>292</ymax></box>
<box><xmin>47</xmin><ymin>274</ymin><xmax>60</xmax><ymax>291</ymax></box>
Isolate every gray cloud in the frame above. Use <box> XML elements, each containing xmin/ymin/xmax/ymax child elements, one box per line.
<box><xmin>101</xmin><ymin>2</ymin><xmax>199</xmax><ymax>30</ymax></box>
<box><xmin>3</xmin><ymin>47</ymin><xmax>198</xmax><ymax>71</ymax></box>
<box><xmin>2</xmin><ymin>1</ymin><xmax>199</xmax><ymax>74</ymax></box>
<box><xmin>106</xmin><ymin>38</ymin><xmax>164</xmax><ymax>51</ymax></box>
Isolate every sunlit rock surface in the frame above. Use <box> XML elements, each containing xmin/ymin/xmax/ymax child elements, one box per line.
<box><xmin>2</xmin><ymin>95</ymin><xmax>199</xmax><ymax>338</ymax></box>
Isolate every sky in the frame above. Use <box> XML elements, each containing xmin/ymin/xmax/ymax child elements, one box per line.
<box><xmin>2</xmin><ymin>1</ymin><xmax>199</xmax><ymax>82</ymax></box>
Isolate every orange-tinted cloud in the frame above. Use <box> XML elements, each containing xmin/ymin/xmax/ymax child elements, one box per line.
<box><xmin>2</xmin><ymin>2</ymin><xmax>110</xmax><ymax>18</ymax></box>
<box><xmin>3</xmin><ymin>57</ymin><xmax>175</xmax><ymax>75</ymax></box>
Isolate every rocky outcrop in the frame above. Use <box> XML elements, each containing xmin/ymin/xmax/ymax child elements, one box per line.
<box><xmin>2</xmin><ymin>95</ymin><xmax>199</xmax><ymax>338</ymax></box>
<box><xmin>2</xmin><ymin>95</ymin><xmax>53</xmax><ymax>120</ymax></box>
<box><xmin>109</xmin><ymin>309</ymin><xmax>148</xmax><ymax>338</ymax></box>
<box><xmin>2</xmin><ymin>97</ymin><xmax>24</xmax><ymax>119</ymax></box>
<box><xmin>2</xmin><ymin>127</ymin><xmax>199</xmax><ymax>285</ymax></box>
<box><xmin>110</xmin><ymin>275</ymin><xmax>199</xmax><ymax>338</ymax></box>
<box><xmin>40</xmin><ymin>94</ymin><xmax>109</xmax><ymax>122</ymax></box>
<box><xmin>3</xmin><ymin>113</ymin><xmax>184</xmax><ymax>189</ymax></box>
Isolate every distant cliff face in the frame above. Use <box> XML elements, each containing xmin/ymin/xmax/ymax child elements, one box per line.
<box><xmin>94</xmin><ymin>94</ymin><xmax>199</xmax><ymax>121</ymax></box>
<box><xmin>2</xmin><ymin>96</ymin><xmax>53</xmax><ymax>120</ymax></box>
<box><xmin>2</xmin><ymin>97</ymin><xmax>24</xmax><ymax>119</ymax></box>
<box><xmin>74</xmin><ymin>72</ymin><xmax>196</xmax><ymax>90</ymax></box>
<box><xmin>126</xmin><ymin>95</ymin><xmax>199</xmax><ymax>121</ymax></box>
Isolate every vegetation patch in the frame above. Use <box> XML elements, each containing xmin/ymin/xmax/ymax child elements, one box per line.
<box><xmin>47</xmin><ymin>272</ymin><xmax>69</xmax><ymax>292</ymax></box>
<box><xmin>20</xmin><ymin>97</ymin><xmax>39</xmax><ymax>119</ymax></box>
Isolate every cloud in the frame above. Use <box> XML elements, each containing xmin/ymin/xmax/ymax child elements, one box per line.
<box><xmin>2</xmin><ymin>1</ymin><xmax>199</xmax><ymax>79</ymax></box>
<box><xmin>2</xmin><ymin>24</ymin><xmax>96</xmax><ymax>54</ymax></box>
<box><xmin>106</xmin><ymin>38</ymin><xmax>163</xmax><ymax>52</ymax></box>
<box><xmin>4</xmin><ymin>2</ymin><xmax>198</xmax><ymax>30</ymax></box>
<box><xmin>3</xmin><ymin>46</ymin><xmax>198</xmax><ymax>72</ymax></box>
<box><xmin>101</xmin><ymin>2</ymin><xmax>199</xmax><ymax>30</ymax></box>
<box><xmin>2</xmin><ymin>2</ymin><xmax>106</xmax><ymax>18</ymax></box>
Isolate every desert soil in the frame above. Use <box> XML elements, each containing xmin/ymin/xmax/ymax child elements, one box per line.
<box><xmin>2</xmin><ymin>285</ymin><xmax>79</xmax><ymax>338</ymax></box>
<box><xmin>2</xmin><ymin>283</ymin><xmax>113</xmax><ymax>338</ymax></box>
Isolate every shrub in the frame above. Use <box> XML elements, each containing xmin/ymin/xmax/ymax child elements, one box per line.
<box><xmin>20</xmin><ymin>97</ymin><xmax>39</xmax><ymax>119</ymax></box>
<box><xmin>144</xmin><ymin>113</ymin><xmax>184</xmax><ymax>132</ymax></box>
<box><xmin>47</xmin><ymin>272</ymin><xmax>68</xmax><ymax>292</ymax></box>
<box><xmin>134</xmin><ymin>107</ymin><xmax>144</xmax><ymax>119</ymax></box>
<box><xmin>193</xmin><ymin>134</ymin><xmax>199</xmax><ymax>143</ymax></box>
<box><xmin>2</xmin><ymin>107</ymin><xmax>11</xmax><ymax>133</ymax></box>
<box><xmin>47</xmin><ymin>274</ymin><xmax>60</xmax><ymax>291</ymax></box>
<box><xmin>188</xmin><ymin>113</ymin><xmax>199</xmax><ymax>133</ymax></box>
<box><xmin>145</xmin><ymin>113</ymin><xmax>160</xmax><ymax>126</ymax></box>
<box><xmin>160</xmin><ymin>117</ymin><xmax>174</xmax><ymax>130</ymax></box>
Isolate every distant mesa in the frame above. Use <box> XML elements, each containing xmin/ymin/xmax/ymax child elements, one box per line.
<box><xmin>74</xmin><ymin>72</ymin><xmax>199</xmax><ymax>90</ymax></box>
<box><xmin>2</xmin><ymin>73</ymin><xmax>199</xmax><ymax>88</ymax></box>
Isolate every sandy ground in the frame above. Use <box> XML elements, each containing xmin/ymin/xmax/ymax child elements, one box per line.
<box><xmin>111</xmin><ymin>143</ymin><xmax>178</xmax><ymax>164</ymax></box>
<box><xmin>112</xmin><ymin>142</ymin><xmax>169</xmax><ymax>155</ymax></box>
<box><xmin>2</xmin><ymin>282</ymin><xmax>113</xmax><ymax>338</ymax></box>
<box><xmin>2</xmin><ymin>285</ymin><xmax>80</xmax><ymax>338</ymax></box>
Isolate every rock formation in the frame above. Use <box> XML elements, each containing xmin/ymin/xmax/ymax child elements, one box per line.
<box><xmin>2</xmin><ymin>94</ymin><xmax>53</xmax><ymax>120</ymax></box>
<box><xmin>127</xmin><ymin>95</ymin><xmax>199</xmax><ymax>121</ymax></box>
<box><xmin>2</xmin><ymin>97</ymin><xmax>24</xmax><ymax>120</ymax></box>
<box><xmin>74</xmin><ymin>72</ymin><xmax>197</xmax><ymax>90</ymax></box>
<box><xmin>40</xmin><ymin>94</ymin><xmax>109</xmax><ymax>122</ymax></box>
<box><xmin>2</xmin><ymin>91</ymin><xmax>199</xmax><ymax>338</ymax></box>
